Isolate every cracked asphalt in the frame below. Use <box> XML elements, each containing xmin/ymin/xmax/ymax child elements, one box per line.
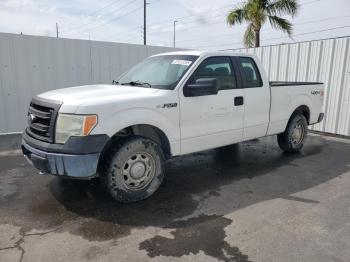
<box><xmin>0</xmin><ymin>133</ymin><xmax>349</xmax><ymax>262</ymax></box>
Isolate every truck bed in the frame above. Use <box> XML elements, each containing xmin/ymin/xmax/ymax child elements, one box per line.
<box><xmin>267</xmin><ymin>82</ymin><xmax>324</xmax><ymax>136</ymax></box>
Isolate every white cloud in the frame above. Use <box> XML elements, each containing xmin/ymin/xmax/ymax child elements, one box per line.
<box><xmin>0</xmin><ymin>0</ymin><xmax>60</xmax><ymax>36</ymax></box>
<box><xmin>4</xmin><ymin>0</ymin><xmax>35</xmax><ymax>10</ymax></box>
<box><xmin>35</xmin><ymin>25</ymin><xmax>52</xmax><ymax>36</ymax></box>
<box><xmin>0</xmin><ymin>0</ymin><xmax>349</xmax><ymax>49</ymax></box>
<box><xmin>177</xmin><ymin>0</ymin><xmax>227</xmax><ymax>25</ymax></box>
<box><xmin>149</xmin><ymin>23</ymin><xmax>186</xmax><ymax>34</ymax></box>
<box><xmin>3</xmin><ymin>0</ymin><xmax>56</xmax><ymax>13</ymax></box>
<box><xmin>0</xmin><ymin>0</ymin><xmax>138</xmax><ymax>41</ymax></box>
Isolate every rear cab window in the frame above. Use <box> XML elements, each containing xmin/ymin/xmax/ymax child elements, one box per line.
<box><xmin>238</xmin><ymin>57</ymin><xmax>263</xmax><ymax>88</ymax></box>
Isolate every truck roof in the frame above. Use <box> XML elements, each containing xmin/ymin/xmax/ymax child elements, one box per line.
<box><xmin>152</xmin><ymin>50</ymin><xmax>255</xmax><ymax>58</ymax></box>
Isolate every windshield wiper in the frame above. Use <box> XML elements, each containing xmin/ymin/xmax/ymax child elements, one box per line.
<box><xmin>120</xmin><ymin>80</ymin><xmax>152</xmax><ymax>88</ymax></box>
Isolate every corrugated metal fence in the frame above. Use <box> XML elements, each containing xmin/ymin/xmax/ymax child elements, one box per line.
<box><xmin>1</xmin><ymin>33</ymin><xmax>349</xmax><ymax>136</ymax></box>
<box><xmin>233</xmin><ymin>36</ymin><xmax>350</xmax><ymax>136</ymax></box>
<box><xmin>0</xmin><ymin>33</ymin><xmax>179</xmax><ymax>133</ymax></box>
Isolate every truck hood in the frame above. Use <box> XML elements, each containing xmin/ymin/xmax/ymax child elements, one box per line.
<box><xmin>37</xmin><ymin>84</ymin><xmax>160</xmax><ymax>110</ymax></box>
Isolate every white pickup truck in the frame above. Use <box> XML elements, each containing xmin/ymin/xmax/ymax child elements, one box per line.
<box><xmin>22</xmin><ymin>51</ymin><xmax>324</xmax><ymax>202</ymax></box>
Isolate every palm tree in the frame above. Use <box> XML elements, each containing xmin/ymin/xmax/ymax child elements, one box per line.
<box><xmin>227</xmin><ymin>0</ymin><xmax>298</xmax><ymax>48</ymax></box>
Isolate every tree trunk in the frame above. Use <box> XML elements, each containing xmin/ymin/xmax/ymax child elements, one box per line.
<box><xmin>255</xmin><ymin>30</ymin><xmax>260</xmax><ymax>47</ymax></box>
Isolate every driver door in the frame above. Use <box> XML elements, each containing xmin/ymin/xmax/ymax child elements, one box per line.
<box><xmin>179</xmin><ymin>56</ymin><xmax>244</xmax><ymax>154</ymax></box>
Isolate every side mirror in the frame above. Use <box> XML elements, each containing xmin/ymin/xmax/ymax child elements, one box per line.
<box><xmin>184</xmin><ymin>78</ymin><xmax>218</xmax><ymax>97</ymax></box>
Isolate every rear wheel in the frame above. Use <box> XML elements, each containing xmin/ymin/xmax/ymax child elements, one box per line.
<box><xmin>277</xmin><ymin>114</ymin><xmax>308</xmax><ymax>153</ymax></box>
<box><xmin>102</xmin><ymin>136</ymin><xmax>165</xmax><ymax>203</ymax></box>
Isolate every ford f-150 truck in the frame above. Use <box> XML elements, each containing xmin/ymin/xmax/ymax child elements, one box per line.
<box><xmin>22</xmin><ymin>51</ymin><xmax>324</xmax><ymax>202</ymax></box>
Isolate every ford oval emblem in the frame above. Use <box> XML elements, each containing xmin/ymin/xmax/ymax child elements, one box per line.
<box><xmin>27</xmin><ymin>113</ymin><xmax>36</xmax><ymax>125</ymax></box>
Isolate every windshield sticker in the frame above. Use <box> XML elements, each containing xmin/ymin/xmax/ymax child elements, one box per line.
<box><xmin>171</xmin><ymin>60</ymin><xmax>192</xmax><ymax>66</ymax></box>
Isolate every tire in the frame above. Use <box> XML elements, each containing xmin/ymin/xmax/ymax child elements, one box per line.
<box><xmin>101</xmin><ymin>136</ymin><xmax>165</xmax><ymax>203</ymax></box>
<box><xmin>277</xmin><ymin>113</ymin><xmax>308</xmax><ymax>153</ymax></box>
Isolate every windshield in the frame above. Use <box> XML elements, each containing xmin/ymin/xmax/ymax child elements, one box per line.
<box><xmin>117</xmin><ymin>55</ymin><xmax>198</xmax><ymax>90</ymax></box>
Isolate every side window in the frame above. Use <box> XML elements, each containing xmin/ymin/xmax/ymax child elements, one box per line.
<box><xmin>239</xmin><ymin>57</ymin><xmax>262</xmax><ymax>88</ymax></box>
<box><xmin>187</xmin><ymin>56</ymin><xmax>236</xmax><ymax>91</ymax></box>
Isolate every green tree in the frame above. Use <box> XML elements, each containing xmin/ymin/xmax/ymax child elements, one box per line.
<box><xmin>227</xmin><ymin>0</ymin><xmax>298</xmax><ymax>48</ymax></box>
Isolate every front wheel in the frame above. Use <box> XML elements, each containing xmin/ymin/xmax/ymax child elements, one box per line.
<box><xmin>277</xmin><ymin>114</ymin><xmax>308</xmax><ymax>153</ymax></box>
<box><xmin>102</xmin><ymin>136</ymin><xmax>165</xmax><ymax>203</ymax></box>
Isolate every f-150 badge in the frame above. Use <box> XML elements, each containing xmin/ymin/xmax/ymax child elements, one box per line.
<box><xmin>157</xmin><ymin>103</ymin><xmax>178</xmax><ymax>108</ymax></box>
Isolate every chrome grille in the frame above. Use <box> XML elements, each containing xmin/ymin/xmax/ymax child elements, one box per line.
<box><xmin>26</xmin><ymin>98</ymin><xmax>62</xmax><ymax>143</ymax></box>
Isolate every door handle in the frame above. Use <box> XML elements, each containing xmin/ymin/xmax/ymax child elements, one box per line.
<box><xmin>234</xmin><ymin>96</ymin><xmax>244</xmax><ymax>106</ymax></box>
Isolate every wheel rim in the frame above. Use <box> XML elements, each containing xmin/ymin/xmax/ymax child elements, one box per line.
<box><xmin>121</xmin><ymin>152</ymin><xmax>156</xmax><ymax>191</ymax></box>
<box><xmin>291</xmin><ymin>120</ymin><xmax>305</xmax><ymax>145</ymax></box>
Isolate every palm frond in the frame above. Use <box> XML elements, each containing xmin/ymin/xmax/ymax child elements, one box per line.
<box><xmin>266</xmin><ymin>0</ymin><xmax>298</xmax><ymax>17</ymax></box>
<box><xmin>244</xmin><ymin>23</ymin><xmax>255</xmax><ymax>48</ymax></box>
<box><xmin>227</xmin><ymin>8</ymin><xmax>246</xmax><ymax>26</ymax></box>
<box><xmin>268</xmin><ymin>15</ymin><xmax>292</xmax><ymax>35</ymax></box>
<box><xmin>226</xmin><ymin>0</ymin><xmax>298</xmax><ymax>47</ymax></box>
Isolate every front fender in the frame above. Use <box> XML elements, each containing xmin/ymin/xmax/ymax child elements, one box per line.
<box><xmin>91</xmin><ymin>107</ymin><xmax>180</xmax><ymax>155</ymax></box>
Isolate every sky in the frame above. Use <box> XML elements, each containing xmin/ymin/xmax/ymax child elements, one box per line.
<box><xmin>0</xmin><ymin>0</ymin><xmax>349</xmax><ymax>50</ymax></box>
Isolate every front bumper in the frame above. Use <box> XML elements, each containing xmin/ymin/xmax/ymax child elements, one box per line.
<box><xmin>22</xmin><ymin>132</ymin><xmax>109</xmax><ymax>179</ymax></box>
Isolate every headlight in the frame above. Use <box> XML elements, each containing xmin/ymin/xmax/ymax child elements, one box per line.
<box><xmin>55</xmin><ymin>114</ymin><xmax>98</xmax><ymax>144</ymax></box>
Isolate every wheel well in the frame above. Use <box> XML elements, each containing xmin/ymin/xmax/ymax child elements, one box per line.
<box><xmin>101</xmin><ymin>124</ymin><xmax>172</xmax><ymax>161</ymax></box>
<box><xmin>292</xmin><ymin>105</ymin><xmax>310</xmax><ymax>124</ymax></box>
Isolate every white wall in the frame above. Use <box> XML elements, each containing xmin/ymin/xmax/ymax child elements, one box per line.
<box><xmin>234</xmin><ymin>37</ymin><xmax>350</xmax><ymax>136</ymax></box>
<box><xmin>0</xmin><ymin>33</ymin><xmax>180</xmax><ymax>133</ymax></box>
<box><xmin>1</xmin><ymin>33</ymin><xmax>349</xmax><ymax>136</ymax></box>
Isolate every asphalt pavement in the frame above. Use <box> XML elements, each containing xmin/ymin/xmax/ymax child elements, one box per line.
<box><xmin>0</xmin><ymin>133</ymin><xmax>349</xmax><ymax>262</ymax></box>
